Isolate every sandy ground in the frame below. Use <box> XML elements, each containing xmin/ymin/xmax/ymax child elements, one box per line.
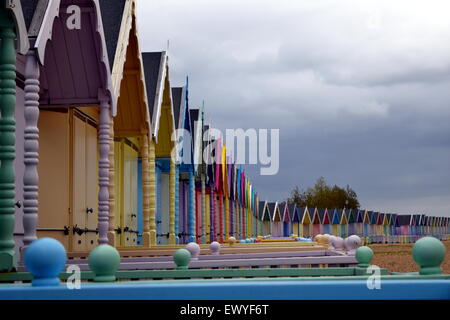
<box><xmin>368</xmin><ymin>240</ymin><xmax>450</xmax><ymax>273</ymax></box>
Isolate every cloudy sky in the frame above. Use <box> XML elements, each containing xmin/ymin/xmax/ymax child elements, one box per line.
<box><xmin>137</xmin><ymin>0</ymin><xmax>450</xmax><ymax>216</ymax></box>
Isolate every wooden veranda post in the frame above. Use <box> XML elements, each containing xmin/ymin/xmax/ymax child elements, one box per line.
<box><xmin>98</xmin><ymin>97</ymin><xmax>111</xmax><ymax>245</ymax></box>
<box><xmin>107</xmin><ymin>118</ymin><xmax>116</xmax><ymax>246</ymax></box>
<box><xmin>169</xmin><ymin>156</ymin><xmax>176</xmax><ymax>244</ymax></box>
<box><xmin>149</xmin><ymin>139</ymin><xmax>156</xmax><ymax>245</ymax></box>
<box><xmin>22</xmin><ymin>51</ymin><xmax>40</xmax><ymax>250</ymax></box>
<box><xmin>201</xmin><ymin>175</ymin><xmax>206</xmax><ymax>244</ymax></box>
<box><xmin>188</xmin><ymin>171</ymin><xmax>195</xmax><ymax>243</ymax></box>
<box><xmin>0</xmin><ymin>5</ymin><xmax>17</xmax><ymax>271</ymax></box>
<box><xmin>142</xmin><ymin>134</ymin><xmax>151</xmax><ymax>247</ymax></box>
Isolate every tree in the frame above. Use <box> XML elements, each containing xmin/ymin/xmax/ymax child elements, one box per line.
<box><xmin>287</xmin><ymin>177</ymin><xmax>360</xmax><ymax>209</ymax></box>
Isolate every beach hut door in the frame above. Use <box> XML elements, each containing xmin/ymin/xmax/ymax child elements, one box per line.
<box><xmin>72</xmin><ymin>112</ymin><xmax>98</xmax><ymax>252</ymax></box>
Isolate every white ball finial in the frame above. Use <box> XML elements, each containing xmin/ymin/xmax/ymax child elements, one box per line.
<box><xmin>345</xmin><ymin>235</ymin><xmax>362</xmax><ymax>255</ymax></box>
<box><xmin>185</xmin><ymin>242</ymin><xmax>201</xmax><ymax>260</ymax></box>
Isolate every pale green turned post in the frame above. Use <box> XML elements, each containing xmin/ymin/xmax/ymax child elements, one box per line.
<box><xmin>173</xmin><ymin>248</ymin><xmax>191</xmax><ymax>270</ymax></box>
<box><xmin>412</xmin><ymin>237</ymin><xmax>446</xmax><ymax>275</ymax></box>
<box><xmin>355</xmin><ymin>246</ymin><xmax>373</xmax><ymax>268</ymax></box>
<box><xmin>88</xmin><ymin>245</ymin><xmax>121</xmax><ymax>282</ymax></box>
<box><xmin>0</xmin><ymin>3</ymin><xmax>18</xmax><ymax>272</ymax></box>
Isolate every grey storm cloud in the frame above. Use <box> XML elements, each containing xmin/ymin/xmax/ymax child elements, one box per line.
<box><xmin>137</xmin><ymin>0</ymin><xmax>450</xmax><ymax>216</ymax></box>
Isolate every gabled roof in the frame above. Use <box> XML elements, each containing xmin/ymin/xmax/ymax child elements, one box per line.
<box><xmin>288</xmin><ymin>204</ymin><xmax>299</xmax><ymax>222</ymax></box>
<box><xmin>392</xmin><ymin>214</ymin><xmax>400</xmax><ymax>227</ymax></box>
<box><xmin>363</xmin><ymin>210</ymin><xmax>371</xmax><ymax>223</ymax></box>
<box><xmin>7</xmin><ymin>0</ymin><xmax>30</xmax><ymax>54</ymax></box>
<box><xmin>346</xmin><ymin>209</ymin><xmax>356</xmax><ymax>223</ymax></box>
<box><xmin>340</xmin><ymin>209</ymin><xmax>348</xmax><ymax>224</ymax></box>
<box><xmin>267</xmin><ymin>202</ymin><xmax>282</xmax><ymax>222</ymax></box>
<box><xmin>377</xmin><ymin>213</ymin><xmax>384</xmax><ymax>225</ymax></box>
<box><xmin>384</xmin><ymin>213</ymin><xmax>391</xmax><ymax>226</ymax></box>
<box><xmin>280</xmin><ymin>203</ymin><xmax>291</xmax><ymax>222</ymax></box>
<box><xmin>311</xmin><ymin>207</ymin><xmax>321</xmax><ymax>224</ymax></box>
<box><xmin>421</xmin><ymin>214</ymin><xmax>427</xmax><ymax>226</ymax></box>
<box><xmin>142</xmin><ymin>51</ymin><xmax>163</xmax><ymax>124</ymax></box>
<box><xmin>318</xmin><ymin>208</ymin><xmax>330</xmax><ymax>224</ymax></box>
<box><xmin>397</xmin><ymin>215</ymin><xmax>412</xmax><ymax>226</ymax></box>
<box><xmin>100</xmin><ymin>0</ymin><xmax>127</xmax><ymax>70</ymax></box>
<box><xmin>300</xmin><ymin>207</ymin><xmax>311</xmax><ymax>224</ymax></box>
<box><xmin>190</xmin><ymin>109</ymin><xmax>199</xmax><ymax>142</ymax></box>
<box><xmin>171</xmin><ymin>87</ymin><xmax>183</xmax><ymax>130</ymax></box>
<box><xmin>368</xmin><ymin>211</ymin><xmax>378</xmax><ymax>224</ymax></box>
<box><xmin>331</xmin><ymin>208</ymin><xmax>341</xmax><ymax>224</ymax></box>
<box><xmin>413</xmin><ymin>214</ymin><xmax>422</xmax><ymax>226</ymax></box>
<box><xmin>317</xmin><ymin>208</ymin><xmax>325</xmax><ymax>223</ymax></box>
<box><xmin>356</xmin><ymin>209</ymin><xmax>364</xmax><ymax>223</ymax></box>
<box><xmin>258</xmin><ymin>201</ymin><xmax>268</xmax><ymax>221</ymax></box>
<box><xmin>22</xmin><ymin>0</ymin><xmax>40</xmax><ymax>31</ymax></box>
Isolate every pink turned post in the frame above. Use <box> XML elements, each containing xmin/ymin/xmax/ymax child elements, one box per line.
<box><xmin>22</xmin><ymin>51</ymin><xmax>40</xmax><ymax>250</ymax></box>
<box><xmin>185</xmin><ymin>242</ymin><xmax>200</xmax><ymax>260</ymax></box>
<box><xmin>210</xmin><ymin>241</ymin><xmax>220</xmax><ymax>255</ymax></box>
<box><xmin>98</xmin><ymin>95</ymin><xmax>111</xmax><ymax>245</ymax></box>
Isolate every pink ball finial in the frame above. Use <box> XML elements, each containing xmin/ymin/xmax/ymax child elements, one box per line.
<box><xmin>185</xmin><ymin>242</ymin><xmax>200</xmax><ymax>260</ymax></box>
<box><xmin>210</xmin><ymin>241</ymin><xmax>220</xmax><ymax>255</ymax></box>
<box><xmin>332</xmin><ymin>236</ymin><xmax>345</xmax><ymax>250</ymax></box>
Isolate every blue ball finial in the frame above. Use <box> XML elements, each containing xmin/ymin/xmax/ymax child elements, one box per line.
<box><xmin>24</xmin><ymin>238</ymin><xmax>67</xmax><ymax>287</ymax></box>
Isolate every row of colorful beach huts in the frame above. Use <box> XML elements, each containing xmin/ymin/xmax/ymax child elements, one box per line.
<box><xmin>257</xmin><ymin>203</ymin><xmax>450</xmax><ymax>244</ymax></box>
<box><xmin>1</xmin><ymin>0</ymin><xmax>266</xmax><ymax>274</ymax></box>
<box><xmin>0</xmin><ymin>0</ymin><xmax>448</xmax><ymax>275</ymax></box>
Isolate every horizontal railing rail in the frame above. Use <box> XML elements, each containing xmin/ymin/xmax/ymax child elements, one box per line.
<box><xmin>61</xmin><ymin>255</ymin><xmax>358</xmax><ymax>272</ymax></box>
<box><xmin>62</xmin><ymin>249</ymin><xmax>343</xmax><ymax>264</ymax></box>
<box><xmin>0</xmin><ymin>279</ymin><xmax>449</xmax><ymax>300</ymax></box>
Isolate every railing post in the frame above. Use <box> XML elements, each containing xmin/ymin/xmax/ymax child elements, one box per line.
<box><xmin>149</xmin><ymin>139</ymin><xmax>156</xmax><ymax>245</ymax></box>
<box><xmin>141</xmin><ymin>134</ymin><xmax>150</xmax><ymax>247</ymax></box>
<box><xmin>175</xmin><ymin>165</ymin><xmax>179</xmax><ymax>244</ymax></box>
<box><xmin>169</xmin><ymin>156</ymin><xmax>176</xmax><ymax>244</ymax></box>
<box><xmin>22</xmin><ymin>51</ymin><xmax>40</xmax><ymax>252</ymax></box>
<box><xmin>229</xmin><ymin>198</ymin><xmax>234</xmax><ymax>237</ymax></box>
<box><xmin>225</xmin><ymin>196</ymin><xmax>229</xmax><ymax>241</ymax></box>
<box><xmin>219</xmin><ymin>192</ymin><xmax>223</xmax><ymax>242</ymax></box>
<box><xmin>210</xmin><ymin>186</ymin><xmax>215</xmax><ymax>243</ymax></box>
<box><xmin>0</xmin><ymin>7</ymin><xmax>17</xmax><ymax>272</ymax></box>
<box><xmin>188</xmin><ymin>170</ymin><xmax>195</xmax><ymax>243</ymax></box>
<box><xmin>97</xmin><ymin>97</ymin><xmax>111</xmax><ymax>245</ymax></box>
<box><xmin>201</xmin><ymin>174</ymin><xmax>206</xmax><ymax>244</ymax></box>
<box><xmin>107</xmin><ymin>118</ymin><xmax>116</xmax><ymax>246</ymax></box>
